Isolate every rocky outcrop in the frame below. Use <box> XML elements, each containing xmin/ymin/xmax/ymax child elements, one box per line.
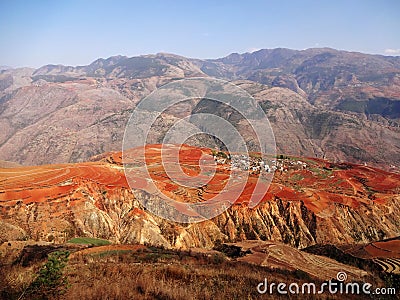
<box><xmin>2</xmin><ymin>183</ymin><xmax>398</xmax><ymax>249</ymax></box>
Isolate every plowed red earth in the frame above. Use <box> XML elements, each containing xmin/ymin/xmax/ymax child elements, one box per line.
<box><xmin>0</xmin><ymin>163</ymin><xmax>129</xmax><ymax>207</ymax></box>
<box><xmin>341</xmin><ymin>238</ymin><xmax>400</xmax><ymax>259</ymax></box>
<box><xmin>232</xmin><ymin>240</ymin><xmax>368</xmax><ymax>281</ymax></box>
<box><xmin>1</xmin><ymin>144</ymin><xmax>399</xmax><ymax>215</ymax></box>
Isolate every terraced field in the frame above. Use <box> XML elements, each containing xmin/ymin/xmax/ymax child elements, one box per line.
<box><xmin>0</xmin><ymin>144</ymin><xmax>399</xmax><ymax>247</ymax></box>
<box><xmin>106</xmin><ymin>144</ymin><xmax>400</xmax><ymax>213</ymax></box>
<box><xmin>338</xmin><ymin>237</ymin><xmax>400</xmax><ymax>274</ymax></box>
<box><xmin>225</xmin><ymin>240</ymin><xmax>369</xmax><ymax>281</ymax></box>
<box><xmin>374</xmin><ymin>258</ymin><xmax>400</xmax><ymax>274</ymax></box>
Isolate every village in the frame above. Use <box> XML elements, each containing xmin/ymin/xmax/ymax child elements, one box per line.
<box><xmin>211</xmin><ymin>151</ymin><xmax>308</xmax><ymax>174</ymax></box>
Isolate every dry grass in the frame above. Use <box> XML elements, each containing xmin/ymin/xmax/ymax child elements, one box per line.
<box><xmin>0</xmin><ymin>263</ymin><xmax>41</xmax><ymax>299</ymax></box>
<box><xmin>64</xmin><ymin>260</ymin><xmax>266</xmax><ymax>299</ymax></box>
<box><xmin>0</xmin><ymin>245</ymin><xmax>380</xmax><ymax>300</ymax></box>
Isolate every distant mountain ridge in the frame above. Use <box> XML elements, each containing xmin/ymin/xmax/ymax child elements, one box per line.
<box><xmin>0</xmin><ymin>47</ymin><xmax>399</xmax><ymax>168</ymax></box>
<box><xmin>31</xmin><ymin>48</ymin><xmax>400</xmax><ymax>119</ymax></box>
<box><xmin>32</xmin><ymin>53</ymin><xmax>204</xmax><ymax>79</ymax></box>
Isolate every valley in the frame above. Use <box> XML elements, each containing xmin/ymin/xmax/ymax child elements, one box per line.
<box><xmin>0</xmin><ymin>48</ymin><xmax>399</xmax><ymax>299</ymax></box>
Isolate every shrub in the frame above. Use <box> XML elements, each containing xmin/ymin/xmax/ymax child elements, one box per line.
<box><xmin>210</xmin><ymin>253</ymin><xmax>225</xmax><ymax>265</ymax></box>
<box><xmin>25</xmin><ymin>250</ymin><xmax>70</xmax><ymax>299</ymax></box>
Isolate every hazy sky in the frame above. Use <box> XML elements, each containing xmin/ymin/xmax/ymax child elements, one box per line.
<box><xmin>1</xmin><ymin>0</ymin><xmax>399</xmax><ymax>68</ymax></box>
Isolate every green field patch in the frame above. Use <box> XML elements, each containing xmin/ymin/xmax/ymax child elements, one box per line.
<box><xmin>67</xmin><ymin>237</ymin><xmax>111</xmax><ymax>246</ymax></box>
<box><xmin>309</xmin><ymin>167</ymin><xmax>333</xmax><ymax>179</ymax></box>
<box><xmin>290</xmin><ymin>173</ymin><xmax>304</xmax><ymax>182</ymax></box>
<box><xmin>93</xmin><ymin>249</ymin><xmax>131</xmax><ymax>257</ymax></box>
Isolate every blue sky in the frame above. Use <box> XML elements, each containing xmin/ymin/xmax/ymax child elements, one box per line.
<box><xmin>0</xmin><ymin>0</ymin><xmax>399</xmax><ymax>67</ymax></box>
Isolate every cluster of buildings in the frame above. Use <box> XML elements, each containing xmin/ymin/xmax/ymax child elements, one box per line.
<box><xmin>275</xmin><ymin>159</ymin><xmax>308</xmax><ymax>173</ymax></box>
<box><xmin>212</xmin><ymin>152</ymin><xmax>308</xmax><ymax>174</ymax></box>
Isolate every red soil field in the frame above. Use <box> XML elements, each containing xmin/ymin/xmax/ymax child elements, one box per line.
<box><xmin>1</xmin><ymin>144</ymin><xmax>399</xmax><ymax>216</ymax></box>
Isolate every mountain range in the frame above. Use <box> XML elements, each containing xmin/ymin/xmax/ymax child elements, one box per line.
<box><xmin>0</xmin><ymin>48</ymin><xmax>399</xmax><ymax>169</ymax></box>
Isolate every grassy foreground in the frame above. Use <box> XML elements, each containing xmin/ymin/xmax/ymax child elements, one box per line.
<box><xmin>0</xmin><ymin>243</ymin><xmax>382</xmax><ymax>300</ymax></box>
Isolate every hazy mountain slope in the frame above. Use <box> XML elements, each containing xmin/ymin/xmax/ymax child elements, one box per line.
<box><xmin>0</xmin><ymin>82</ymin><xmax>133</xmax><ymax>165</ymax></box>
<box><xmin>198</xmin><ymin>48</ymin><xmax>400</xmax><ymax>119</ymax></box>
<box><xmin>236</xmin><ymin>81</ymin><xmax>400</xmax><ymax>166</ymax></box>
<box><xmin>0</xmin><ymin>56</ymin><xmax>203</xmax><ymax>164</ymax></box>
<box><xmin>0</xmin><ymin>48</ymin><xmax>399</xmax><ymax>168</ymax></box>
